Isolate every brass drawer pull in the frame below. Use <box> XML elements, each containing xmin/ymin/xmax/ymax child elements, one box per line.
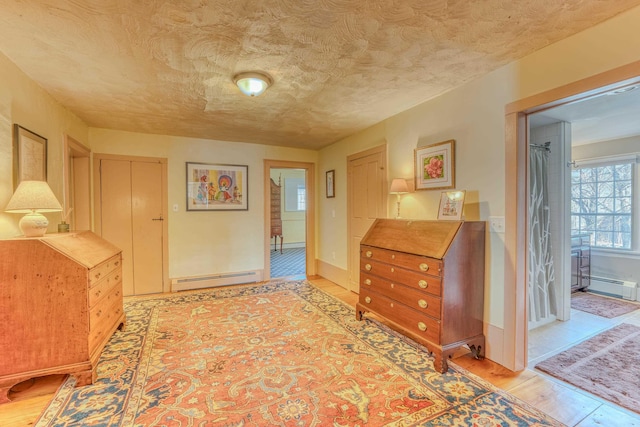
<box><xmin>391</xmin><ymin>254</ymin><xmax>395</xmax><ymax>260</ymax></box>
<box><xmin>365</xmin><ymin>296</ymin><xmax>372</xmax><ymax>304</ymax></box>
<box><xmin>418</xmin><ymin>299</ymin><xmax>428</xmax><ymax>309</ymax></box>
<box><xmin>365</xmin><ymin>250</ymin><xmax>372</xmax><ymax>258</ymax></box>
<box><xmin>418</xmin><ymin>322</ymin><xmax>427</xmax><ymax>332</ymax></box>
<box><xmin>365</xmin><ymin>264</ymin><xmax>372</xmax><ymax>271</ymax></box>
<box><xmin>419</xmin><ymin>263</ymin><xmax>429</xmax><ymax>272</ymax></box>
<box><xmin>390</xmin><ymin>267</ymin><xmax>395</xmax><ymax>273</ymax></box>
<box><xmin>418</xmin><ymin>280</ymin><xmax>428</xmax><ymax>289</ymax></box>
<box><xmin>364</xmin><ymin>279</ymin><xmax>371</xmax><ymax>285</ymax></box>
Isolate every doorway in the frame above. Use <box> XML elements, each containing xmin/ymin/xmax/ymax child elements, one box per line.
<box><xmin>62</xmin><ymin>135</ymin><xmax>91</xmax><ymax>231</ymax></box>
<box><xmin>263</xmin><ymin>160</ymin><xmax>316</xmax><ymax>280</ymax></box>
<box><xmin>504</xmin><ymin>62</ymin><xmax>640</xmax><ymax>371</ymax></box>
<box><xmin>93</xmin><ymin>153</ymin><xmax>168</xmax><ymax>296</ymax></box>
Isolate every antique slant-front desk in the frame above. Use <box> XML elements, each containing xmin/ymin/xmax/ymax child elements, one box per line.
<box><xmin>356</xmin><ymin>219</ymin><xmax>485</xmax><ymax>373</ymax></box>
<box><xmin>0</xmin><ymin>231</ymin><xmax>125</xmax><ymax>403</ymax></box>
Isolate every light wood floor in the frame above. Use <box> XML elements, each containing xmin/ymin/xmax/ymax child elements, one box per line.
<box><xmin>1</xmin><ymin>276</ymin><xmax>639</xmax><ymax>427</ymax></box>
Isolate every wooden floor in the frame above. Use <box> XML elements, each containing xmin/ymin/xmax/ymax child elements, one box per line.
<box><xmin>1</xmin><ymin>276</ymin><xmax>639</xmax><ymax>426</ymax></box>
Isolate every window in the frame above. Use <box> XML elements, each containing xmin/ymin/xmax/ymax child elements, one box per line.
<box><xmin>571</xmin><ymin>160</ymin><xmax>634</xmax><ymax>249</ymax></box>
<box><xmin>284</xmin><ymin>177</ymin><xmax>306</xmax><ymax>211</ymax></box>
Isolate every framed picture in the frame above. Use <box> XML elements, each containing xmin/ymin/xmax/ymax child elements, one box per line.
<box><xmin>437</xmin><ymin>190</ymin><xmax>466</xmax><ymax>220</ymax></box>
<box><xmin>326</xmin><ymin>169</ymin><xmax>335</xmax><ymax>198</ymax></box>
<box><xmin>186</xmin><ymin>162</ymin><xmax>248</xmax><ymax>211</ymax></box>
<box><xmin>13</xmin><ymin>124</ymin><xmax>47</xmax><ymax>189</ymax></box>
<box><xmin>414</xmin><ymin>139</ymin><xmax>455</xmax><ymax>190</ymax></box>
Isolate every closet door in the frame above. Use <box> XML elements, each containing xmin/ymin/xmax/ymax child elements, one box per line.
<box><xmin>97</xmin><ymin>157</ymin><xmax>165</xmax><ymax>296</ymax></box>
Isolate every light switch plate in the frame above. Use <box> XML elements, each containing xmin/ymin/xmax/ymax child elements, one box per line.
<box><xmin>489</xmin><ymin>216</ymin><xmax>505</xmax><ymax>233</ymax></box>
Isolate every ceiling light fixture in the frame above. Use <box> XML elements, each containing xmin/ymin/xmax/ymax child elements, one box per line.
<box><xmin>233</xmin><ymin>72</ymin><xmax>272</xmax><ymax>97</ymax></box>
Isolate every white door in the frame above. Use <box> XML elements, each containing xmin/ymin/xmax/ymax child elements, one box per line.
<box><xmin>97</xmin><ymin>157</ymin><xmax>165</xmax><ymax>295</ymax></box>
<box><xmin>347</xmin><ymin>146</ymin><xmax>387</xmax><ymax>292</ymax></box>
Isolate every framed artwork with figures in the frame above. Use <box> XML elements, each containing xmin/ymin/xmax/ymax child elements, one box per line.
<box><xmin>186</xmin><ymin>162</ymin><xmax>248</xmax><ymax>211</ymax></box>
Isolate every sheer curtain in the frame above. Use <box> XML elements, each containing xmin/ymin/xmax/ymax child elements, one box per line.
<box><xmin>529</xmin><ymin>143</ymin><xmax>556</xmax><ymax>325</ymax></box>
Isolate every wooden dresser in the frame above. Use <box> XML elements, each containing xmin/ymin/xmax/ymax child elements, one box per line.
<box><xmin>270</xmin><ymin>177</ymin><xmax>283</xmax><ymax>253</ymax></box>
<box><xmin>356</xmin><ymin>219</ymin><xmax>485</xmax><ymax>373</ymax></box>
<box><xmin>0</xmin><ymin>231</ymin><xmax>125</xmax><ymax>403</ymax></box>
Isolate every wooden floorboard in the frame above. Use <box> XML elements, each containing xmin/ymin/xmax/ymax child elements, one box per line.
<box><xmin>1</xmin><ymin>275</ymin><xmax>639</xmax><ymax>426</ymax></box>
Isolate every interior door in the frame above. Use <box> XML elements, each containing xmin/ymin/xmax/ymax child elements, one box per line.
<box><xmin>97</xmin><ymin>157</ymin><xmax>165</xmax><ymax>295</ymax></box>
<box><xmin>347</xmin><ymin>145</ymin><xmax>387</xmax><ymax>292</ymax></box>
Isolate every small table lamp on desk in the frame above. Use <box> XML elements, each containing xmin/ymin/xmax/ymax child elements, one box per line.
<box><xmin>5</xmin><ymin>180</ymin><xmax>62</xmax><ymax>237</ymax></box>
<box><xmin>389</xmin><ymin>178</ymin><xmax>409</xmax><ymax>219</ymax></box>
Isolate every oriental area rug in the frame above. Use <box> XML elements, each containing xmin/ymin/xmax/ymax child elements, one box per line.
<box><xmin>571</xmin><ymin>292</ymin><xmax>640</xmax><ymax>318</ymax></box>
<box><xmin>37</xmin><ymin>280</ymin><xmax>563</xmax><ymax>426</ymax></box>
<box><xmin>536</xmin><ymin>323</ymin><xmax>640</xmax><ymax>414</ymax></box>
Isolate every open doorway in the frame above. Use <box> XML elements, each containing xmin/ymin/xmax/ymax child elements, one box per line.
<box><xmin>263</xmin><ymin>160</ymin><xmax>316</xmax><ymax>281</ymax></box>
<box><xmin>270</xmin><ymin>168</ymin><xmax>307</xmax><ymax>278</ymax></box>
<box><xmin>526</xmin><ymin>83</ymin><xmax>640</xmax><ymax>367</ymax></box>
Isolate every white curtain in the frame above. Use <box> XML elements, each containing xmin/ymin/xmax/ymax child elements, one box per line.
<box><xmin>528</xmin><ymin>144</ymin><xmax>556</xmax><ymax>324</ymax></box>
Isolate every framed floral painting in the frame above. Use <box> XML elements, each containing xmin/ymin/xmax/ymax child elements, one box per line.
<box><xmin>414</xmin><ymin>139</ymin><xmax>455</xmax><ymax>190</ymax></box>
<box><xmin>186</xmin><ymin>162</ymin><xmax>248</xmax><ymax>211</ymax></box>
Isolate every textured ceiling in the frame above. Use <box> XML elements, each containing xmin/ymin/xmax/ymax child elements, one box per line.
<box><xmin>0</xmin><ymin>1</ymin><xmax>639</xmax><ymax>150</ymax></box>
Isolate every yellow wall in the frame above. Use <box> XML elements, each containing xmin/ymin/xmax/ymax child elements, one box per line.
<box><xmin>0</xmin><ymin>53</ymin><xmax>88</xmax><ymax>238</ymax></box>
<box><xmin>318</xmin><ymin>5</ymin><xmax>640</xmax><ymax>365</ymax></box>
<box><xmin>89</xmin><ymin>128</ymin><xmax>317</xmax><ymax>280</ymax></box>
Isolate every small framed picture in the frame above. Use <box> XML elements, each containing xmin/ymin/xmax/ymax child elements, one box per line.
<box><xmin>186</xmin><ymin>162</ymin><xmax>248</xmax><ymax>211</ymax></box>
<box><xmin>13</xmin><ymin>124</ymin><xmax>47</xmax><ymax>189</ymax></box>
<box><xmin>414</xmin><ymin>139</ymin><xmax>455</xmax><ymax>191</ymax></box>
<box><xmin>326</xmin><ymin>170</ymin><xmax>335</xmax><ymax>198</ymax></box>
<box><xmin>437</xmin><ymin>190</ymin><xmax>465</xmax><ymax>220</ymax></box>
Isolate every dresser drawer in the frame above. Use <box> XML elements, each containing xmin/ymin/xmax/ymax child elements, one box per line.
<box><xmin>89</xmin><ymin>254</ymin><xmax>122</xmax><ymax>287</ymax></box>
<box><xmin>361</xmin><ymin>245</ymin><xmax>442</xmax><ymax>276</ymax></box>
<box><xmin>360</xmin><ymin>272</ymin><xmax>442</xmax><ymax>319</ymax></box>
<box><xmin>360</xmin><ymin>259</ymin><xmax>442</xmax><ymax>297</ymax></box>
<box><xmin>89</xmin><ymin>268</ymin><xmax>122</xmax><ymax>308</ymax></box>
<box><xmin>359</xmin><ymin>289</ymin><xmax>440</xmax><ymax>344</ymax></box>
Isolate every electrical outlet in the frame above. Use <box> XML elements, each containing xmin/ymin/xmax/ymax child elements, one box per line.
<box><xmin>173</xmin><ymin>204</ymin><xmax>179</xmax><ymax>212</ymax></box>
<box><xmin>489</xmin><ymin>216</ymin><xmax>505</xmax><ymax>233</ymax></box>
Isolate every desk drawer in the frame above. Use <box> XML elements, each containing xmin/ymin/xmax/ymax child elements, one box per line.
<box><xmin>360</xmin><ymin>259</ymin><xmax>442</xmax><ymax>297</ymax></box>
<box><xmin>89</xmin><ymin>268</ymin><xmax>122</xmax><ymax>308</ymax></box>
<box><xmin>90</xmin><ymin>285</ymin><xmax>123</xmax><ymax>329</ymax></box>
<box><xmin>360</xmin><ymin>272</ymin><xmax>441</xmax><ymax>319</ymax></box>
<box><xmin>361</xmin><ymin>245</ymin><xmax>442</xmax><ymax>276</ymax></box>
<box><xmin>359</xmin><ymin>289</ymin><xmax>440</xmax><ymax>344</ymax></box>
<box><xmin>89</xmin><ymin>254</ymin><xmax>121</xmax><ymax>287</ymax></box>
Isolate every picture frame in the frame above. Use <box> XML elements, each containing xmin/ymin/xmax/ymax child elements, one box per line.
<box><xmin>13</xmin><ymin>124</ymin><xmax>47</xmax><ymax>189</ymax></box>
<box><xmin>437</xmin><ymin>190</ymin><xmax>466</xmax><ymax>220</ymax></box>
<box><xmin>186</xmin><ymin>162</ymin><xmax>248</xmax><ymax>211</ymax></box>
<box><xmin>326</xmin><ymin>169</ymin><xmax>335</xmax><ymax>198</ymax></box>
<box><xmin>414</xmin><ymin>139</ymin><xmax>455</xmax><ymax>190</ymax></box>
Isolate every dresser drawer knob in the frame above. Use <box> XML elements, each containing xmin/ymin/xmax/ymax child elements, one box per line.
<box><xmin>365</xmin><ymin>250</ymin><xmax>372</xmax><ymax>258</ymax></box>
<box><xmin>365</xmin><ymin>296</ymin><xmax>372</xmax><ymax>304</ymax></box>
<box><xmin>418</xmin><ymin>322</ymin><xmax>427</xmax><ymax>332</ymax></box>
<box><xmin>365</xmin><ymin>264</ymin><xmax>372</xmax><ymax>271</ymax></box>
<box><xmin>364</xmin><ymin>279</ymin><xmax>371</xmax><ymax>286</ymax></box>
<box><xmin>391</xmin><ymin>254</ymin><xmax>395</xmax><ymax>259</ymax></box>
<box><xmin>418</xmin><ymin>280</ymin><xmax>428</xmax><ymax>289</ymax></box>
<box><xmin>390</xmin><ymin>267</ymin><xmax>395</xmax><ymax>273</ymax></box>
<box><xmin>419</xmin><ymin>263</ymin><xmax>429</xmax><ymax>272</ymax></box>
<box><xmin>418</xmin><ymin>299</ymin><xmax>428</xmax><ymax>309</ymax></box>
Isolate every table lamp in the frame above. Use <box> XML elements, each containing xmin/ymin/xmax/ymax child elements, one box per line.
<box><xmin>389</xmin><ymin>178</ymin><xmax>409</xmax><ymax>219</ymax></box>
<box><xmin>5</xmin><ymin>180</ymin><xmax>62</xmax><ymax>237</ymax></box>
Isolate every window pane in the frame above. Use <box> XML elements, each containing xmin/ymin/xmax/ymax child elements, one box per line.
<box><xmin>580</xmin><ymin>168</ymin><xmax>596</xmax><ymax>182</ymax></box>
<box><xmin>615</xmin><ymin>181</ymin><xmax>632</xmax><ymax>197</ymax></box>
<box><xmin>614</xmin><ymin>164</ymin><xmax>632</xmax><ymax>180</ymax></box>
<box><xmin>597</xmin><ymin>166</ymin><xmax>614</xmax><ymax>182</ymax></box>
<box><xmin>595</xmin><ymin>231</ymin><xmax>613</xmax><ymax>247</ymax></box>
<box><xmin>597</xmin><ymin>181</ymin><xmax>613</xmax><ymax>197</ymax></box>
<box><xmin>615</xmin><ymin>215</ymin><xmax>632</xmax><ymax>232</ymax></box>
<box><xmin>616</xmin><ymin>197</ymin><xmax>632</xmax><ymax>213</ymax></box>
<box><xmin>596</xmin><ymin>198</ymin><xmax>613</xmax><ymax>213</ymax></box>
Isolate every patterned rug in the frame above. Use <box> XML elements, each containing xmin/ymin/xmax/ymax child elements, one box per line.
<box><xmin>571</xmin><ymin>292</ymin><xmax>640</xmax><ymax>318</ymax></box>
<box><xmin>37</xmin><ymin>280</ymin><xmax>563</xmax><ymax>426</ymax></box>
<box><xmin>271</xmin><ymin>247</ymin><xmax>305</xmax><ymax>278</ymax></box>
<box><xmin>536</xmin><ymin>323</ymin><xmax>640</xmax><ymax>414</ymax></box>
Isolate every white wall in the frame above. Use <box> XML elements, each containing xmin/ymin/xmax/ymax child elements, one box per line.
<box><xmin>89</xmin><ymin>128</ymin><xmax>317</xmax><ymax>280</ymax></box>
<box><xmin>270</xmin><ymin>168</ymin><xmax>306</xmax><ymax>247</ymax></box>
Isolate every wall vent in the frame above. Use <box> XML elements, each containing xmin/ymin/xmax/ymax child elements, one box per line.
<box><xmin>588</xmin><ymin>275</ymin><xmax>638</xmax><ymax>301</ymax></box>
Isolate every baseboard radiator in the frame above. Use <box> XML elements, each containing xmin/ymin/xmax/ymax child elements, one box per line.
<box><xmin>588</xmin><ymin>275</ymin><xmax>638</xmax><ymax>301</ymax></box>
<box><xmin>171</xmin><ymin>270</ymin><xmax>263</xmax><ymax>292</ymax></box>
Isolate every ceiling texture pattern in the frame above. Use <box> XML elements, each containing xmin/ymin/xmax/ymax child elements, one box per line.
<box><xmin>0</xmin><ymin>0</ymin><xmax>639</xmax><ymax>149</ymax></box>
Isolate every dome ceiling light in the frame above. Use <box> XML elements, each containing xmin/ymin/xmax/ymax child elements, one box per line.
<box><xmin>233</xmin><ymin>72</ymin><xmax>272</xmax><ymax>97</ymax></box>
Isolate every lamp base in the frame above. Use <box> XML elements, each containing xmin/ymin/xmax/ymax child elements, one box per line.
<box><xmin>19</xmin><ymin>212</ymin><xmax>49</xmax><ymax>237</ymax></box>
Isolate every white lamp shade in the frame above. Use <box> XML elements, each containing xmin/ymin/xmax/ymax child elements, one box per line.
<box><xmin>5</xmin><ymin>180</ymin><xmax>62</xmax><ymax>213</ymax></box>
<box><xmin>234</xmin><ymin>72</ymin><xmax>272</xmax><ymax>96</ymax></box>
<box><xmin>389</xmin><ymin>178</ymin><xmax>409</xmax><ymax>194</ymax></box>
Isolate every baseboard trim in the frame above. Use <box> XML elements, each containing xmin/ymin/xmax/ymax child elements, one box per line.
<box><xmin>316</xmin><ymin>259</ymin><xmax>348</xmax><ymax>288</ymax></box>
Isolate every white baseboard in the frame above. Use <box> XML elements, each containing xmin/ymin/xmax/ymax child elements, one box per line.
<box><xmin>316</xmin><ymin>259</ymin><xmax>348</xmax><ymax>289</ymax></box>
<box><xmin>170</xmin><ymin>269</ymin><xmax>263</xmax><ymax>292</ymax></box>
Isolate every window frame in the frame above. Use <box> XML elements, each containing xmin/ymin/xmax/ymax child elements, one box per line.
<box><xmin>570</xmin><ymin>155</ymin><xmax>636</xmax><ymax>251</ymax></box>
